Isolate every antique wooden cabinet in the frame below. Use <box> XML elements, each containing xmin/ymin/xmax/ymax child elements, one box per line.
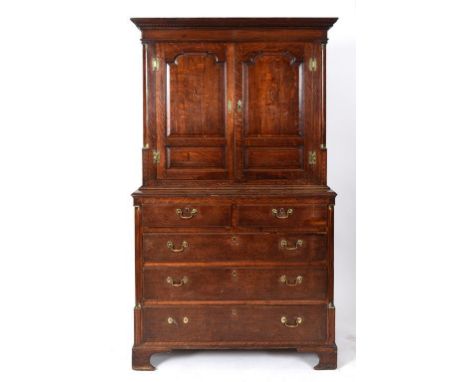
<box><xmin>131</xmin><ymin>18</ymin><xmax>338</xmax><ymax>370</ymax></box>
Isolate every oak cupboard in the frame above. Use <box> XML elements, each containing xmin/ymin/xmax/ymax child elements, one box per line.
<box><xmin>131</xmin><ymin>18</ymin><xmax>338</xmax><ymax>370</ymax></box>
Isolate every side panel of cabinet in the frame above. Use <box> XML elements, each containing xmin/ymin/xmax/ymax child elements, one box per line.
<box><xmin>234</xmin><ymin>42</ymin><xmax>323</xmax><ymax>183</ymax></box>
<box><xmin>153</xmin><ymin>43</ymin><xmax>234</xmax><ymax>181</ymax></box>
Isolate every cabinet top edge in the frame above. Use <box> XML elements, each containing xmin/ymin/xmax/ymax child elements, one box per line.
<box><xmin>130</xmin><ymin>17</ymin><xmax>338</xmax><ymax>31</ymax></box>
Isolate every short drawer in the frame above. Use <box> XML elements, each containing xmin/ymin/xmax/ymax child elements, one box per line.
<box><xmin>143</xmin><ymin>266</ymin><xmax>327</xmax><ymax>301</ymax></box>
<box><xmin>142</xmin><ymin>233</ymin><xmax>327</xmax><ymax>263</ymax></box>
<box><xmin>238</xmin><ymin>205</ymin><xmax>327</xmax><ymax>229</ymax></box>
<box><xmin>142</xmin><ymin>304</ymin><xmax>327</xmax><ymax>343</ymax></box>
<box><xmin>141</xmin><ymin>204</ymin><xmax>231</xmax><ymax>228</ymax></box>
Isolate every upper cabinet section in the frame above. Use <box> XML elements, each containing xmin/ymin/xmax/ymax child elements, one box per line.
<box><xmin>132</xmin><ymin>18</ymin><xmax>337</xmax><ymax>186</ymax></box>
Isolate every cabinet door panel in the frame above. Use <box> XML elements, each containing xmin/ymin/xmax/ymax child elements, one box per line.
<box><xmin>245</xmin><ymin>147</ymin><xmax>303</xmax><ymax>169</ymax></box>
<box><xmin>235</xmin><ymin>43</ymin><xmax>319</xmax><ymax>182</ymax></box>
<box><xmin>167</xmin><ymin>53</ymin><xmax>225</xmax><ymax>137</ymax></box>
<box><xmin>244</xmin><ymin>52</ymin><xmax>302</xmax><ymax>138</ymax></box>
<box><xmin>155</xmin><ymin>43</ymin><xmax>233</xmax><ymax>180</ymax></box>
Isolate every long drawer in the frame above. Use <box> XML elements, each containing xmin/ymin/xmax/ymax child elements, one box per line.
<box><xmin>143</xmin><ymin>266</ymin><xmax>327</xmax><ymax>301</ymax></box>
<box><xmin>142</xmin><ymin>233</ymin><xmax>327</xmax><ymax>263</ymax></box>
<box><xmin>142</xmin><ymin>304</ymin><xmax>327</xmax><ymax>343</ymax></box>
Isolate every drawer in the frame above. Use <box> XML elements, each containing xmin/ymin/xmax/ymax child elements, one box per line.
<box><xmin>143</xmin><ymin>266</ymin><xmax>327</xmax><ymax>301</ymax></box>
<box><xmin>142</xmin><ymin>304</ymin><xmax>327</xmax><ymax>343</ymax></box>
<box><xmin>142</xmin><ymin>233</ymin><xmax>327</xmax><ymax>263</ymax></box>
<box><xmin>238</xmin><ymin>204</ymin><xmax>328</xmax><ymax>229</ymax></box>
<box><xmin>141</xmin><ymin>204</ymin><xmax>231</xmax><ymax>228</ymax></box>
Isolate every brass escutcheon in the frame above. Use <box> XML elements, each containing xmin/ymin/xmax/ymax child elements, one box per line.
<box><xmin>237</xmin><ymin>99</ymin><xmax>242</xmax><ymax>112</ymax></box>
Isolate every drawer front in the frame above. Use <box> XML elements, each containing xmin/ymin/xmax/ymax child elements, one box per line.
<box><xmin>143</xmin><ymin>266</ymin><xmax>327</xmax><ymax>301</ymax></box>
<box><xmin>142</xmin><ymin>233</ymin><xmax>327</xmax><ymax>263</ymax></box>
<box><xmin>142</xmin><ymin>304</ymin><xmax>327</xmax><ymax>343</ymax></box>
<box><xmin>238</xmin><ymin>205</ymin><xmax>327</xmax><ymax>228</ymax></box>
<box><xmin>141</xmin><ymin>204</ymin><xmax>231</xmax><ymax>228</ymax></box>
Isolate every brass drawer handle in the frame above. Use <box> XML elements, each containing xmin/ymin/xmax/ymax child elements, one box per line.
<box><xmin>166</xmin><ymin>276</ymin><xmax>188</xmax><ymax>287</ymax></box>
<box><xmin>176</xmin><ymin>208</ymin><xmax>198</xmax><ymax>219</ymax></box>
<box><xmin>280</xmin><ymin>239</ymin><xmax>304</xmax><ymax>251</ymax></box>
<box><xmin>271</xmin><ymin>208</ymin><xmax>293</xmax><ymax>219</ymax></box>
<box><xmin>279</xmin><ymin>275</ymin><xmax>303</xmax><ymax>286</ymax></box>
<box><xmin>167</xmin><ymin>316</ymin><xmax>189</xmax><ymax>325</ymax></box>
<box><xmin>167</xmin><ymin>240</ymin><xmax>188</xmax><ymax>253</ymax></box>
<box><xmin>281</xmin><ymin>316</ymin><xmax>303</xmax><ymax>328</ymax></box>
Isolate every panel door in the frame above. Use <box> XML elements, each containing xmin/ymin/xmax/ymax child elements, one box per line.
<box><xmin>234</xmin><ymin>43</ymin><xmax>321</xmax><ymax>183</ymax></box>
<box><xmin>154</xmin><ymin>43</ymin><xmax>233</xmax><ymax>180</ymax></box>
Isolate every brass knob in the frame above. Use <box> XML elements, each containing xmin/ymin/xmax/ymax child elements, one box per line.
<box><xmin>280</xmin><ymin>316</ymin><xmax>303</xmax><ymax>328</ymax></box>
<box><xmin>182</xmin><ymin>317</ymin><xmax>189</xmax><ymax>324</ymax></box>
<box><xmin>280</xmin><ymin>239</ymin><xmax>304</xmax><ymax>251</ymax></box>
<box><xmin>166</xmin><ymin>276</ymin><xmax>188</xmax><ymax>287</ymax></box>
<box><xmin>279</xmin><ymin>275</ymin><xmax>303</xmax><ymax>286</ymax></box>
<box><xmin>176</xmin><ymin>208</ymin><xmax>198</xmax><ymax>219</ymax></box>
<box><xmin>271</xmin><ymin>208</ymin><xmax>293</xmax><ymax>219</ymax></box>
<box><xmin>167</xmin><ymin>240</ymin><xmax>188</xmax><ymax>253</ymax></box>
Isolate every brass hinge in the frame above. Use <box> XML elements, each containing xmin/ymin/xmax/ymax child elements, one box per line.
<box><xmin>152</xmin><ymin>57</ymin><xmax>160</xmax><ymax>71</ymax></box>
<box><xmin>308</xmin><ymin>57</ymin><xmax>317</xmax><ymax>72</ymax></box>
<box><xmin>308</xmin><ymin>150</ymin><xmax>317</xmax><ymax>165</ymax></box>
<box><xmin>152</xmin><ymin>149</ymin><xmax>160</xmax><ymax>164</ymax></box>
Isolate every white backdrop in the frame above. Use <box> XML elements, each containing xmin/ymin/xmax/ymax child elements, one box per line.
<box><xmin>0</xmin><ymin>1</ymin><xmax>355</xmax><ymax>381</ymax></box>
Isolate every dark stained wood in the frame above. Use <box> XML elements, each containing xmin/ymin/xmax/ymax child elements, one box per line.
<box><xmin>141</xmin><ymin>304</ymin><xmax>327</xmax><ymax>343</ymax></box>
<box><xmin>167</xmin><ymin>147</ymin><xmax>225</xmax><ymax>168</ymax></box>
<box><xmin>133</xmin><ymin>185</ymin><xmax>336</xmax><ymax>197</ymax></box>
<box><xmin>131</xmin><ymin>18</ymin><xmax>338</xmax><ymax>371</ymax></box>
<box><xmin>245</xmin><ymin>147</ymin><xmax>303</xmax><ymax>169</ymax></box>
<box><xmin>141</xmin><ymin>204</ymin><xmax>231</xmax><ymax>228</ymax></box>
<box><xmin>165</xmin><ymin>45</ymin><xmax>226</xmax><ymax>137</ymax></box>
<box><xmin>238</xmin><ymin>204</ymin><xmax>328</xmax><ymax>228</ymax></box>
<box><xmin>233</xmin><ymin>42</ymin><xmax>323</xmax><ymax>182</ymax></box>
<box><xmin>157</xmin><ymin>43</ymin><xmax>230</xmax><ymax>180</ymax></box>
<box><xmin>131</xmin><ymin>18</ymin><xmax>338</xmax><ymax>30</ymax></box>
<box><xmin>142</xmin><ymin>232</ymin><xmax>327</xmax><ymax>263</ymax></box>
<box><xmin>298</xmin><ymin>344</ymin><xmax>337</xmax><ymax>370</ymax></box>
<box><xmin>139</xmin><ymin>29</ymin><xmax>328</xmax><ymax>43</ymax></box>
<box><xmin>143</xmin><ymin>266</ymin><xmax>328</xmax><ymax>301</ymax></box>
<box><xmin>240</xmin><ymin>44</ymin><xmax>304</xmax><ymax>138</ymax></box>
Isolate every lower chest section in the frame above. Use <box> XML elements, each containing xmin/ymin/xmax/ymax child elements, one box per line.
<box><xmin>134</xmin><ymin>194</ymin><xmax>334</xmax><ymax>345</ymax></box>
